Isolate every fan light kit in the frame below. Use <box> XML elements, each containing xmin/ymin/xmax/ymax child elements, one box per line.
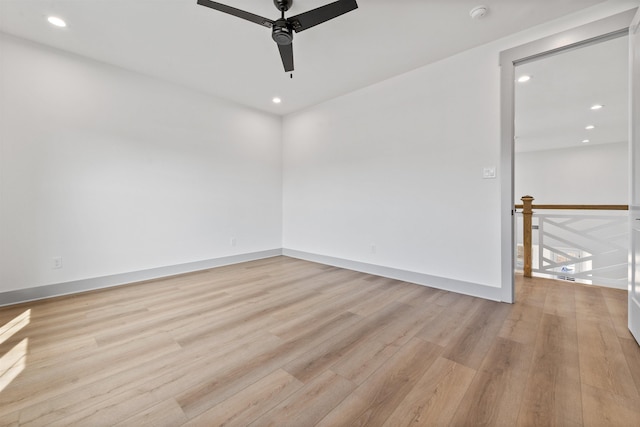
<box><xmin>470</xmin><ymin>6</ymin><xmax>488</xmax><ymax>20</ymax></box>
<box><xmin>197</xmin><ymin>0</ymin><xmax>359</xmax><ymax>73</ymax></box>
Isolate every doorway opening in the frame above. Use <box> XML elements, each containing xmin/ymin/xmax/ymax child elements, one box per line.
<box><xmin>499</xmin><ymin>9</ymin><xmax>637</xmax><ymax>303</ymax></box>
<box><xmin>514</xmin><ymin>34</ymin><xmax>629</xmax><ymax>289</ymax></box>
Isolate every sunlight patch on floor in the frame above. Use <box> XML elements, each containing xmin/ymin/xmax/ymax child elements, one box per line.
<box><xmin>1</xmin><ymin>337</ymin><xmax>28</xmax><ymax>392</ymax></box>
<box><xmin>0</xmin><ymin>309</ymin><xmax>31</xmax><ymax>345</ymax></box>
<box><xmin>0</xmin><ymin>310</ymin><xmax>31</xmax><ymax>392</ymax></box>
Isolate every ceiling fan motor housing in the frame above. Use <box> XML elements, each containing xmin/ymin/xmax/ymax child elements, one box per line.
<box><xmin>272</xmin><ymin>19</ymin><xmax>293</xmax><ymax>45</ymax></box>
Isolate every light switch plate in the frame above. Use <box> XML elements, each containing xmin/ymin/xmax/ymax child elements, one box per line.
<box><xmin>483</xmin><ymin>167</ymin><xmax>497</xmax><ymax>179</ymax></box>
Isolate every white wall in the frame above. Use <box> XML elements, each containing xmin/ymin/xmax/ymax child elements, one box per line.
<box><xmin>0</xmin><ymin>34</ymin><xmax>283</xmax><ymax>293</ymax></box>
<box><xmin>282</xmin><ymin>45</ymin><xmax>502</xmax><ymax>288</ymax></box>
<box><xmin>515</xmin><ymin>142</ymin><xmax>628</xmax><ymax>204</ymax></box>
<box><xmin>2</xmin><ymin>2</ymin><xmax>635</xmax><ymax>301</ymax></box>
<box><xmin>282</xmin><ymin>2</ymin><xmax>637</xmax><ymax>294</ymax></box>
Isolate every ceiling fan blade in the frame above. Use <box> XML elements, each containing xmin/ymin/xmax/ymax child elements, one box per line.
<box><xmin>278</xmin><ymin>43</ymin><xmax>294</xmax><ymax>72</ymax></box>
<box><xmin>287</xmin><ymin>0</ymin><xmax>357</xmax><ymax>33</ymax></box>
<box><xmin>197</xmin><ymin>0</ymin><xmax>274</xmax><ymax>28</ymax></box>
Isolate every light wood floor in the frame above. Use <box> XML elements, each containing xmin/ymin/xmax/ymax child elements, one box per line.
<box><xmin>1</xmin><ymin>256</ymin><xmax>639</xmax><ymax>426</ymax></box>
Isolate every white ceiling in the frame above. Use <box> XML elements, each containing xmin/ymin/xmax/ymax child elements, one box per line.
<box><xmin>515</xmin><ymin>34</ymin><xmax>629</xmax><ymax>153</ymax></box>
<box><xmin>0</xmin><ymin>0</ymin><xmax>610</xmax><ymax>115</ymax></box>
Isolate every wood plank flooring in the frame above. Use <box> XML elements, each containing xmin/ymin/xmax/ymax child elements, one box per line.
<box><xmin>1</xmin><ymin>256</ymin><xmax>639</xmax><ymax>426</ymax></box>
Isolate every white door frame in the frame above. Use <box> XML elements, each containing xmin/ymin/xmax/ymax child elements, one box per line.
<box><xmin>628</xmin><ymin>9</ymin><xmax>640</xmax><ymax>344</ymax></box>
<box><xmin>499</xmin><ymin>8</ymin><xmax>638</xmax><ymax>303</ymax></box>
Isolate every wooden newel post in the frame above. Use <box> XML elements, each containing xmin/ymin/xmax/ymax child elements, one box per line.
<box><xmin>521</xmin><ymin>195</ymin><xmax>534</xmax><ymax>278</ymax></box>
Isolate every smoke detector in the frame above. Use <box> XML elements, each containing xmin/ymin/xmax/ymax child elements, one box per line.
<box><xmin>470</xmin><ymin>5</ymin><xmax>488</xmax><ymax>19</ymax></box>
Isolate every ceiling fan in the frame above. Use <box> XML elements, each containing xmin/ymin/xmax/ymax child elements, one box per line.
<box><xmin>197</xmin><ymin>0</ymin><xmax>358</xmax><ymax>72</ymax></box>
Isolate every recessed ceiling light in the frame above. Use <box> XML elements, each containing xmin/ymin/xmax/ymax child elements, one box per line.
<box><xmin>47</xmin><ymin>16</ymin><xmax>67</xmax><ymax>27</ymax></box>
<box><xmin>272</xmin><ymin>97</ymin><xmax>282</xmax><ymax>104</ymax></box>
<box><xmin>590</xmin><ymin>104</ymin><xmax>604</xmax><ymax>110</ymax></box>
<box><xmin>517</xmin><ymin>75</ymin><xmax>531</xmax><ymax>83</ymax></box>
<box><xmin>582</xmin><ymin>139</ymin><xmax>590</xmax><ymax>143</ymax></box>
<box><xmin>585</xmin><ymin>125</ymin><xmax>595</xmax><ymax>130</ymax></box>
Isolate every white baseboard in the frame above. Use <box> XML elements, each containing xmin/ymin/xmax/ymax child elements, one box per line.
<box><xmin>282</xmin><ymin>249</ymin><xmax>504</xmax><ymax>301</ymax></box>
<box><xmin>0</xmin><ymin>249</ymin><xmax>283</xmax><ymax>307</ymax></box>
<box><xmin>1</xmin><ymin>248</ymin><xmax>506</xmax><ymax>307</ymax></box>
